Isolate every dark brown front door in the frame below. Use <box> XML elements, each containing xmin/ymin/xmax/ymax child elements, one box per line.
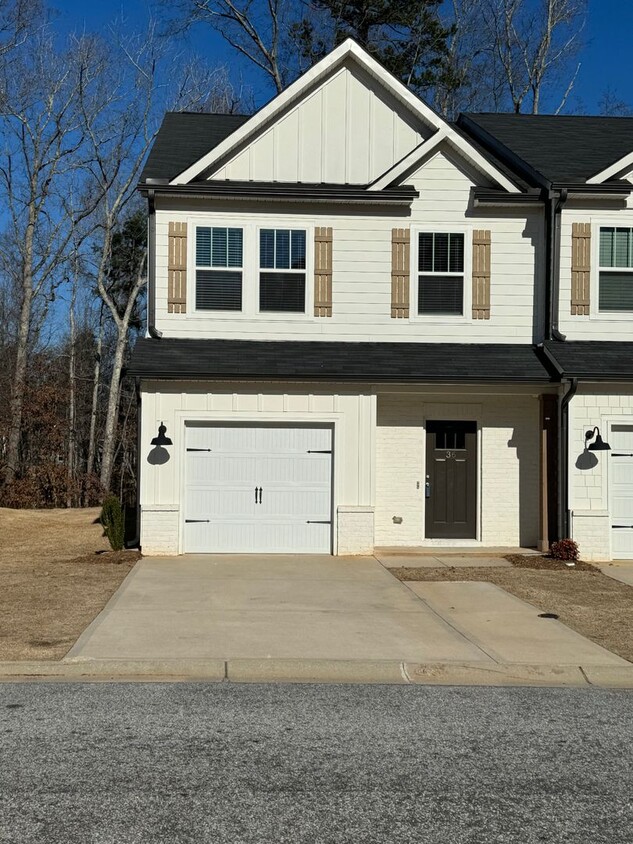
<box><xmin>425</xmin><ymin>421</ymin><xmax>477</xmax><ymax>539</ymax></box>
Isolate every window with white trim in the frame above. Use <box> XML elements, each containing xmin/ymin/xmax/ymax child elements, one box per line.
<box><xmin>259</xmin><ymin>228</ymin><xmax>306</xmax><ymax>312</ymax></box>
<box><xmin>417</xmin><ymin>232</ymin><xmax>464</xmax><ymax>315</ymax></box>
<box><xmin>195</xmin><ymin>226</ymin><xmax>243</xmax><ymax>310</ymax></box>
<box><xmin>599</xmin><ymin>227</ymin><xmax>633</xmax><ymax>311</ymax></box>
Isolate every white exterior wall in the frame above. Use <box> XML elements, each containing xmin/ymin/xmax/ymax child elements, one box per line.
<box><xmin>375</xmin><ymin>388</ymin><xmax>540</xmax><ymax>548</ymax></box>
<box><xmin>155</xmin><ymin>146</ymin><xmax>542</xmax><ymax>344</ymax></box>
<box><xmin>568</xmin><ymin>385</ymin><xmax>633</xmax><ymax>561</ymax></box>
<box><xmin>558</xmin><ymin>193</ymin><xmax>633</xmax><ymax>341</ymax></box>
<box><xmin>210</xmin><ymin>62</ymin><xmax>428</xmax><ymax>185</ymax></box>
<box><xmin>140</xmin><ymin>381</ymin><xmax>375</xmax><ymax>555</ymax></box>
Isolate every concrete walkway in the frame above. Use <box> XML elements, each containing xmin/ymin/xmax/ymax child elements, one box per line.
<box><xmin>65</xmin><ymin>555</ymin><xmax>627</xmax><ymax>674</ymax></box>
<box><xmin>600</xmin><ymin>561</ymin><xmax>633</xmax><ymax>587</ymax></box>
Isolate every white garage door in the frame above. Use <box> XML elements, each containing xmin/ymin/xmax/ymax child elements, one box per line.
<box><xmin>184</xmin><ymin>425</ymin><xmax>332</xmax><ymax>554</ymax></box>
<box><xmin>610</xmin><ymin>424</ymin><xmax>633</xmax><ymax>559</ymax></box>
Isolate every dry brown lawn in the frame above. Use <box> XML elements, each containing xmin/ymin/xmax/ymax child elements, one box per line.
<box><xmin>0</xmin><ymin>507</ymin><xmax>139</xmax><ymax>661</ymax></box>
<box><xmin>390</xmin><ymin>564</ymin><xmax>633</xmax><ymax>664</ymax></box>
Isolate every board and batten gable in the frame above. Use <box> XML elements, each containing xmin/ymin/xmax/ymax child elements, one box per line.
<box><xmin>153</xmin><ymin>144</ymin><xmax>543</xmax><ymax>343</ymax></box>
<box><xmin>558</xmin><ymin>188</ymin><xmax>633</xmax><ymax>341</ymax></box>
<box><xmin>208</xmin><ymin>61</ymin><xmax>428</xmax><ymax>185</ymax></box>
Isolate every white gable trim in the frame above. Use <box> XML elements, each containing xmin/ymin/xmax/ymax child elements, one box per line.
<box><xmin>171</xmin><ymin>39</ymin><xmax>519</xmax><ymax>193</ymax></box>
<box><xmin>587</xmin><ymin>150</ymin><xmax>633</xmax><ymax>184</ymax></box>
<box><xmin>368</xmin><ymin>131</ymin><xmax>447</xmax><ymax>190</ymax></box>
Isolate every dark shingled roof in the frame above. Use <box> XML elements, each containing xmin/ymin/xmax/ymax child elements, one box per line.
<box><xmin>461</xmin><ymin>113</ymin><xmax>633</xmax><ymax>185</ymax></box>
<box><xmin>140</xmin><ymin>112</ymin><xmax>250</xmax><ymax>183</ymax></box>
<box><xmin>544</xmin><ymin>341</ymin><xmax>633</xmax><ymax>380</ymax></box>
<box><xmin>127</xmin><ymin>339</ymin><xmax>552</xmax><ymax>382</ymax></box>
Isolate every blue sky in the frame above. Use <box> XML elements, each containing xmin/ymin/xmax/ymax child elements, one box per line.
<box><xmin>50</xmin><ymin>0</ymin><xmax>633</xmax><ymax>113</ymax></box>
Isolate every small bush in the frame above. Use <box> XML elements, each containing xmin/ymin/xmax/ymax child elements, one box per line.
<box><xmin>101</xmin><ymin>495</ymin><xmax>125</xmax><ymax>551</ymax></box>
<box><xmin>550</xmin><ymin>538</ymin><xmax>579</xmax><ymax>562</ymax></box>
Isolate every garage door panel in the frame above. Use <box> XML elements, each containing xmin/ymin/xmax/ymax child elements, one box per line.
<box><xmin>257</xmin><ymin>455</ymin><xmax>331</xmax><ymax>485</ymax></box>
<box><xmin>184</xmin><ymin>424</ymin><xmax>332</xmax><ymax>554</ymax></box>
<box><xmin>610</xmin><ymin>425</ymin><xmax>633</xmax><ymax>559</ymax></box>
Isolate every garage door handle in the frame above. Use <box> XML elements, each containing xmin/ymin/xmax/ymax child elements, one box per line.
<box><xmin>307</xmin><ymin>520</ymin><xmax>332</xmax><ymax>524</ymax></box>
<box><xmin>185</xmin><ymin>519</ymin><xmax>210</xmax><ymax>523</ymax></box>
<box><xmin>255</xmin><ymin>486</ymin><xmax>262</xmax><ymax>504</ymax></box>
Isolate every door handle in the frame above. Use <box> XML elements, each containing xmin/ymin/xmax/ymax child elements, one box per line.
<box><xmin>255</xmin><ymin>487</ymin><xmax>262</xmax><ymax>504</ymax></box>
<box><xmin>425</xmin><ymin>481</ymin><xmax>431</xmax><ymax>498</ymax></box>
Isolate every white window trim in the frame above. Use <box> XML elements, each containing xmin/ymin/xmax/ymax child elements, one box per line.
<box><xmin>591</xmin><ymin>220</ymin><xmax>633</xmax><ymax>321</ymax></box>
<box><xmin>255</xmin><ymin>223</ymin><xmax>314</xmax><ymax>319</ymax></box>
<box><xmin>192</xmin><ymin>224</ymin><xmax>245</xmax><ymax>315</ymax></box>
<box><xmin>410</xmin><ymin>225</ymin><xmax>472</xmax><ymax>323</ymax></box>
<box><xmin>186</xmin><ymin>218</ymin><xmax>314</xmax><ymax>321</ymax></box>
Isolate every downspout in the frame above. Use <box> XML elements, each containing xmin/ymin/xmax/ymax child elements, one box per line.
<box><xmin>126</xmin><ymin>377</ymin><xmax>142</xmax><ymax>550</ymax></box>
<box><xmin>538</xmin><ymin>343</ymin><xmax>576</xmax><ymax>541</ymax></box>
<box><xmin>559</xmin><ymin>377</ymin><xmax>578</xmax><ymax>540</ymax></box>
<box><xmin>146</xmin><ymin>189</ymin><xmax>162</xmax><ymax>340</ymax></box>
<box><xmin>545</xmin><ymin>187</ymin><xmax>568</xmax><ymax>341</ymax></box>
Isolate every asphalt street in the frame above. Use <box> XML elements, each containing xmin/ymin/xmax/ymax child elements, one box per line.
<box><xmin>0</xmin><ymin>683</ymin><xmax>631</xmax><ymax>843</ymax></box>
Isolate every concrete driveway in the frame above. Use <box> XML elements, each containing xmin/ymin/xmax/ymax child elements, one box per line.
<box><xmin>66</xmin><ymin>555</ymin><xmax>627</xmax><ymax>668</ymax></box>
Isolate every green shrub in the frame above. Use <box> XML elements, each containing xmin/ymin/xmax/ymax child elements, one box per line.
<box><xmin>550</xmin><ymin>538</ymin><xmax>579</xmax><ymax>561</ymax></box>
<box><xmin>101</xmin><ymin>495</ymin><xmax>125</xmax><ymax>551</ymax></box>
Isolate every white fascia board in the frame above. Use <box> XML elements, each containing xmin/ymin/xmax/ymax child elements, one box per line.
<box><xmin>171</xmin><ymin>38</ymin><xmax>519</xmax><ymax>193</ymax></box>
<box><xmin>368</xmin><ymin>131</ymin><xmax>446</xmax><ymax>190</ymax></box>
<box><xmin>587</xmin><ymin>150</ymin><xmax>633</xmax><ymax>184</ymax></box>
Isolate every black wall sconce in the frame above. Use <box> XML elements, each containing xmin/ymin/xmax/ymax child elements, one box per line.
<box><xmin>585</xmin><ymin>426</ymin><xmax>611</xmax><ymax>452</ymax></box>
<box><xmin>151</xmin><ymin>422</ymin><xmax>172</xmax><ymax>447</ymax></box>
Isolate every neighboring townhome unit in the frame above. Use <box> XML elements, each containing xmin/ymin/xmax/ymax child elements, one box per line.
<box><xmin>129</xmin><ymin>39</ymin><xmax>560</xmax><ymax>558</ymax></box>
<box><xmin>461</xmin><ymin>113</ymin><xmax>633</xmax><ymax>561</ymax></box>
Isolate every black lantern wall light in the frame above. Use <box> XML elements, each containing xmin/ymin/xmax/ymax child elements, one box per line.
<box><xmin>151</xmin><ymin>422</ymin><xmax>172</xmax><ymax>447</ymax></box>
<box><xmin>585</xmin><ymin>426</ymin><xmax>611</xmax><ymax>452</ymax></box>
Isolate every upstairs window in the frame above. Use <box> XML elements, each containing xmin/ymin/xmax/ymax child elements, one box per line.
<box><xmin>599</xmin><ymin>227</ymin><xmax>633</xmax><ymax>312</ymax></box>
<box><xmin>195</xmin><ymin>226</ymin><xmax>243</xmax><ymax>310</ymax></box>
<box><xmin>259</xmin><ymin>228</ymin><xmax>306</xmax><ymax>312</ymax></box>
<box><xmin>418</xmin><ymin>232</ymin><xmax>464</xmax><ymax>316</ymax></box>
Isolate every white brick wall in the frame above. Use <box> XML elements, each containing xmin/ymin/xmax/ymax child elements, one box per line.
<box><xmin>571</xmin><ymin>511</ymin><xmax>610</xmax><ymax>562</ymax></box>
<box><xmin>337</xmin><ymin>506</ymin><xmax>375</xmax><ymax>555</ymax></box>
<box><xmin>375</xmin><ymin>392</ymin><xmax>540</xmax><ymax>548</ymax></box>
<box><xmin>141</xmin><ymin>508</ymin><xmax>179</xmax><ymax>555</ymax></box>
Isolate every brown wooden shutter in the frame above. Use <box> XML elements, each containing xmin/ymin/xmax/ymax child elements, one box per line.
<box><xmin>314</xmin><ymin>227</ymin><xmax>333</xmax><ymax>317</ymax></box>
<box><xmin>168</xmin><ymin>222</ymin><xmax>187</xmax><ymax>314</ymax></box>
<box><xmin>571</xmin><ymin>222</ymin><xmax>591</xmax><ymax>315</ymax></box>
<box><xmin>472</xmin><ymin>229</ymin><xmax>491</xmax><ymax>320</ymax></box>
<box><xmin>391</xmin><ymin>228</ymin><xmax>410</xmax><ymax>318</ymax></box>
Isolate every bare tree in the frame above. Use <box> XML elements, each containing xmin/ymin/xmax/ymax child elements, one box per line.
<box><xmin>161</xmin><ymin>0</ymin><xmax>300</xmax><ymax>94</ymax></box>
<box><xmin>599</xmin><ymin>87</ymin><xmax>633</xmax><ymax>117</ymax></box>
<box><xmin>436</xmin><ymin>0</ymin><xmax>586</xmax><ymax>116</ymax></box>
<box><xmin>0</xmin><ymin>28</ymin><xmax>104</xmax><ymax>487</ymax></box>
<box><xmin>77</xmin><ymin>26</ymin><xmax>238</xmax><ymax>493</ymax></box>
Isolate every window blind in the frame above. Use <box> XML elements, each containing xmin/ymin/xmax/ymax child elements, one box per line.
<box><xmin>259</xmin><ymin>229</ymin><xmax>306</xmax><ymax>312</ymax></box>
<box><xmin>195</xmin><ymin>227</ymin><xmax>243</xmax><ymax>311</ymax></box>
<box><xmin>195</xmin><ymin>270</ymin><xmax>242</xmax><ymax>310</ymax></box>
<box><xmin>418</xmin><ymin>232</ymin><xmax>464</xmax><ymax>315</ymax></box>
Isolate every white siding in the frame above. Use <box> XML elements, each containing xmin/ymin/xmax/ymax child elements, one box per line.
<box><xmin>210</xmin><ymin>62</ymin><xmax>427</xmax><ymax>185</ymax></box>
<box><xmin>558</xmin><ymin>196</ymin><xmax>633</xmax><ymax>340</ymax></box>
<box><xmin>375</xmin><ymin>389</ymin><xmax>540</xmax><ymax>548</ymax></box>
<box><xmin>155</xmin><ymin>146</ymin><xmax>542</xmax><ymax>343</ymax></box>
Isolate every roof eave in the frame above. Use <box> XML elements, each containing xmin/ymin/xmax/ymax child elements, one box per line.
<box><xmin>137</xmin><ymin>181</ymin><xmax>419</xmax><ymax>204</ymax></box>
